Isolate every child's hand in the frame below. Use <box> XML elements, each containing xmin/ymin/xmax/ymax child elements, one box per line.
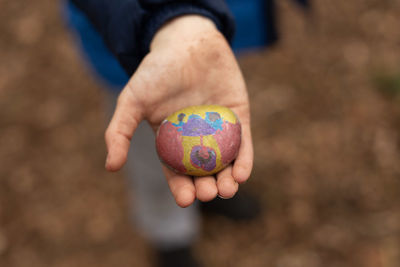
<box><xmin>105</xmin><ymin>15</ymin><xmax>253</xmax><ymax>207</ymax></box>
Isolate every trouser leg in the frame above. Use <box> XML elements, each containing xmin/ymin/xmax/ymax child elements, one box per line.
<box><xmin>105</xmin><ymin>92</ymin><xmax>199</xmax><ymax>249</ymax></box>
<box><xmin>125</xmin><ymin>120</ymin><xmax>200</xmax><ymax>249</ymax></box>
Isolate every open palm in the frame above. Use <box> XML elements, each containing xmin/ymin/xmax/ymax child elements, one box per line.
<box><xmin>105</xmin><ymin>16</ymin><xmax>253</xmax><ymax>207</ymax></box>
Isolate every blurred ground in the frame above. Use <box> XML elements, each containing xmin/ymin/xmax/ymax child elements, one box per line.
<box><xmin>1</xmin><ymin>0</ymin><xmax>400</xmax><ymax>267</ymax></box>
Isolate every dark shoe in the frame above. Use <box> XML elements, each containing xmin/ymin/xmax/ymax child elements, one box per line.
<box><xmin>200</xmin><ymin>190</ymin><xmax>261</xmax><ymax>221</ymax></box>
<box><xmin>157</xmin><ymin>246</ymin><xmax>201</xmax><ymax>267</ymax></box>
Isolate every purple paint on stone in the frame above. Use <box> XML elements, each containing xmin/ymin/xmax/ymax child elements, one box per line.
<box><xmin>181</xmin><ymin>115</ymin><xmax>216</xmax><ymax>136</ymax></box>
<box><xmin>190</xmin><ymin>146</ymin><xmax>217</xmax><ymax>171</ymax></box>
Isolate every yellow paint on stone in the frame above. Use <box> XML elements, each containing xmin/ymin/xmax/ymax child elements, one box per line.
<box><xmin>181</xmin><ymin>135</ymin><xmax>223</xmax><ymax>176</ymax></box>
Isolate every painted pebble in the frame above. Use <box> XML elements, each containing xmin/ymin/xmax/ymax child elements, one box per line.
<box><xmin>156</xmin><ymin>105</ymin><xmax>241</xmax><ymax>176</ymax></box>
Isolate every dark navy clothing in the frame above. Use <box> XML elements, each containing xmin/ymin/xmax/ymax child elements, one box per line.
<box><xmin>65</xmin><ymin>0</ymin><xmax>308</xmax><ymax>89</ymax></box>
<box><xmin>69</xmin><ymin>0</ymin><xmax>235</xmax><ymax>76</ymax></box>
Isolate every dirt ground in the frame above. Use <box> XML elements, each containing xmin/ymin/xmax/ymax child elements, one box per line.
<box><xmin>1</xmin><ymin>0</ymin><xmax>400</xmax><ymax>266</ymax></box>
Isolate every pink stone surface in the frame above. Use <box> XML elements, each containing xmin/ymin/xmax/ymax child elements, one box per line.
<box><xmin>213</xmin><ymin>121</ymin><xmax>241</xmax><ymax>164</ymax></box>
<box><xmin>156</xmin><ymin>121</ymin><xmax>186</xmax><ymax>173</ymax></box>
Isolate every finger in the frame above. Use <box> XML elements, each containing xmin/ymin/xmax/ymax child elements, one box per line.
<box><xmin>105</xmin><ymin>88</ymin><xmax>144</xmax><ymax>172</ymax></box>
<box><xmin>162</xmin><ymin>166</ymin><xmax>196</xmax><ymax>208</ymax></box>
<box><xmin>216</xmin><ymin>165</ymin><xmax>239</xmax><ymax>199</ymax></box>
<box><xmin>194</xmin><ymin>176</ymin><xmax>218</xmax><ymax>202</ymax></box>
<box><xmin>232</xmin><ymin>116</ymin><xmax>253</xmax><ymax>183</ymax></box>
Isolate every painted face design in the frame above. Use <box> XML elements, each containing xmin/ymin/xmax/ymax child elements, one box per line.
<box><xmin>190</xmin><ymin>146</ymin><xmax>217</xmax><ymax>171</ymax></box>
<box><xmin>172</xmin><ymin>112</ymin><xmax>223</xmax><ymax>171</ymax></box>
<box><xmin>156</xmin><ymin>105</ymin><xmax>241</xmax><ymax>176</ymax></box>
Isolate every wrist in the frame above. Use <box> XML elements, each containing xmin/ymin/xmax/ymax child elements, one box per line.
<box><xmin>150</xmin><ymin>15</ymin><xmax>221</xmax><ymax>52</ymax></box>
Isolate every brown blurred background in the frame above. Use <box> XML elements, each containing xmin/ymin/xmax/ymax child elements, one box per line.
<box><xmin>1</xmin><ymin>0</ymin><xmax>400</xmax><ymax>266</ymax></box>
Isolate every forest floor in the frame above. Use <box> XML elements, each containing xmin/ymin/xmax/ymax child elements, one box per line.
<box><xmin>1</xmin><ymin>0</ymin><xmax>400</xmax><ymax>266</ymax></box>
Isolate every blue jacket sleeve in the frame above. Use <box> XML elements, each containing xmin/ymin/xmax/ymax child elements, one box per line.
<box><xmin>69</xmin><ymin>0</ymin><xmax>235</xmax><ymax>75</ymax></box>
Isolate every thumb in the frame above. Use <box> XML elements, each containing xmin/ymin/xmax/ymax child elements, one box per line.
<box><xmin>105</xmin><ymin>87</ymin><xmax>144</xmax><ymax>172</ymax></box>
